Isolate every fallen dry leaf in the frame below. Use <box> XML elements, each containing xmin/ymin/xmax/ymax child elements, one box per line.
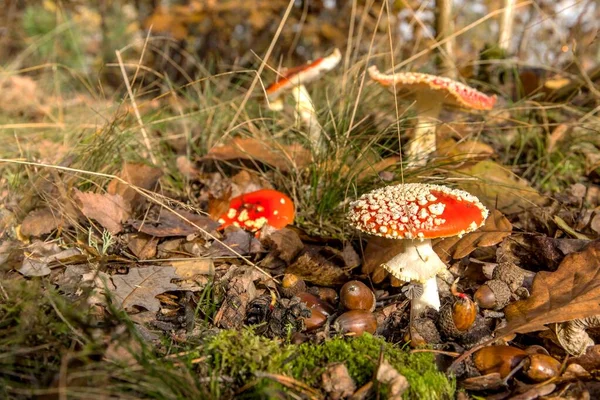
<box><xmin>107</xmin><ymin>162</ymin><xmax>163</xmax><ymax>209</ymax></box>
<box><xmin>376</xmin><ymin>360</ymin><xmax>409</xmax><ymax>400</ymax></box>
<box><xmin>19</xmin><ymin>242</ymin><xmax>80</xmax><ymax>277</ymax></box>
<box><xmin>285</xmin><ymin>245</ymin><xmax>352</xmax><ymax>286</ymax></box>
<box><xmin>168</xmin><ymin>258</ymin><xmax>215</xmax><ymax>279</ymax></box>
<box><xmin>130</xmin><ymin>208</ymin><xmax>219</xmax><ymax>237</ymax></box>
<box><xmin>125</xmin><ymin>233</ymin><xmax>158</xmax><ymax>260</ymax></box>
<box><xmin>322</xmin><ymin>363</ymin><xmax>356</xmax><ymax>399</ymax></box>
<box><xmin>203</xmin><ymin>137</ymin><xmax>312</xmax><ymax>172</ymax></box>
<box><xmin>437</xmin><ymin>138</ymin><xmax>495</xmax><ymax>162</ymax></box>
<box><xmin>110</xmin><ymin>266</ymin><xmax>179</xmax><ymax>312</ymax></box>
<box><xmin>499</xmin><ymin>240</ymin><xmax>600</xmax><ymax>335</ymax></box>
<box><xmin>434</xmin><ymin>210</ymin><xmax>512</xmax><ymax>263</ymax></box>
<box><xmin>214</xmin><ymin>266</ymin><xmax>262</xmax><ymax>329</ymax></box>
<box><xmin>361</xmin><ymin>237</ymin><xmax>406</xmax><ymax>284</ymax></box>
<box><xmin>75</xmin><ymin>190</ymin><xmax>131</xmax><ymax>234</ymax></box>
<box><xmin>20</xmin><ymin>207</ymin><xmax>67</xmax><ymax>237</ymax></box>
<box><xmin>355</xmin><ymin>156</ymin><xmax>400</xmax><ymax>181</ymax></box>
<box><xmin>455</xmin><ymin>160</ymin><xmax>548</xmax><ymax>214</ymax></box>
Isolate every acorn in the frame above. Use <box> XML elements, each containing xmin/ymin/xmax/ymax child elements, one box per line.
<box><xmin>473</xmin><ymin>346</ymin><xmax>528</xmax><ymax>378</ymax></box>
<box><xmin>438</xmin><ymin>295</ymin><xmax>477</xmax><ymax>338</ymax></box>
<box><xmin>297</xmin><ymin>291</ymin><xmax>334</xmax><ymax>331</ymax></box>
<box><xmin>340</xmin><ymin>280</ymin><xmax>376</xmax><ymax>312</ymax></box>
<box><xmin>333</xmin><ymin>310</ymin><xmax>377</xmax><ymax>336</ymax></box>
<box><xmin>281</xmin><ymin>274</ymin><xmax>307</xmax><ymax>298</ymax></box>
<box><xmin>523</xmin><ymin>354</ymin><xmax>562</xmax><ymax>382</ymax></box>
<box><xmin>492</xmin><ymin>262</ymin><xmax>526</xmax><ymax>292</ymax></box>
<box><xmin>474</xmin><ymin>280</ymin><xmax>511</xmax><ymax>310</ymax></box>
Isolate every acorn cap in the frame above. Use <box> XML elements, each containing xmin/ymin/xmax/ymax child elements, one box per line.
<box><xmin>217</xmin><ymin>189</ymin><xmax>295</xmax><ymax>232</ymax></box>
<box><xmin>266</xmin><ymin>49</ymin><xmax>341</xmax><ymax>101</ymax></box>
<box><xmin>368</xmin><ymin>65</ymin><xmax>497</xmax><ymax>111</ymax></box>
<box><xmin>347</xmin><ymin>183</ymin><xmax>488</xmax><ymax>240</ymax></box>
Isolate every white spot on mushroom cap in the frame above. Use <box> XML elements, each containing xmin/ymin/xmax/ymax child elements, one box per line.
<box><xmin>227</xmin><ymin>208</ymin><xmax>237</xmax><ymax>219</ymax></box>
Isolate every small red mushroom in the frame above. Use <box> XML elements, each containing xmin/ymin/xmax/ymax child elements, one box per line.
<box><xmin>347</xmin><ymin>183</ymin><xmax>488</xmax><ymax>315</ymax></box>
<box><xmin>217</xmin><ymin>189</ymin><xmax>295</xmax><ymax>234</ymax></box>
<box><xmin>265</xmin><ymin>49</ymin><xmax>341</xmax><ymax>152</ymax></box>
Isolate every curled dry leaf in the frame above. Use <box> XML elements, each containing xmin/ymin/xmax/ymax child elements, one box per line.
<box><xmin>553</xmin><ymin>316</ymin><xmax>600</xmax><ymax>355</ymax></box>
<box><xmin>107</xmin><ymin>162</ymin><xmax>163</xmax><ymax>209</ymax></box>
<box><xmin>499</xmin><ymin>240</ymin><xmax>600</xmax><ymax>336</ymax></box>
<box><xmin>203</xmin><ymin>137</ymin><xmax>312</xmax><ymax>173</ymax></box>
<box><xmin>75</xmin><ymin>190</ymin><xmax>131</xmax><ymax>234</ymax></box>
<box><xmin>110</xmin><ymin>266</ymin><xmax>179</xmax><ymax>313</ymax></box>
<box><xmin>434</xmin><ymin>209</ymin><xmax>512</xmax><ymax>263</ymax></box>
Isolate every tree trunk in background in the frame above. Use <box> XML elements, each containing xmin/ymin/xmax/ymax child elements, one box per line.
<box><xmin>435</xmin><ymin>0</ymin><xmax>456</xmax><ymax>79</ymax></box>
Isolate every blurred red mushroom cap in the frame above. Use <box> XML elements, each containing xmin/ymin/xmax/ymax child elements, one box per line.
<box><xmin>217</xmin><ymin>189</ymin><xmax>295</xmax><ymax>233</ymax></box>
<box><xmin>368</xmin><ymin>66</ymin><xmax>497</xmax><ymax>111</ymax></box>
<box><xmin>266</xmin><ymin>49</ymin><xmax>341</xmax><ymax>101</ymax></box>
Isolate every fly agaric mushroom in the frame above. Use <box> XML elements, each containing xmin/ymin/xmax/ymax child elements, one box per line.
<box><xmin>368</xmin><ymin>65</ymin><xmax>497</xmax><ymax>167</ymax></box>
<box><xmin>347</xmin><ymin>183</ymin><xmax>488</xmax><ymax>316</ymax></box>
<box><xmin>217</xmin><ymin>189</ymin><xmax>295</xmax><ymax>234</ymax></box>
<box><xmin>266</xmin><ymin>49</ymin><xmax>341</xmax><ymax>151</ymax></box>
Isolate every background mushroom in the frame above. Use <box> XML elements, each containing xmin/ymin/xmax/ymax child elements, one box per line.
<box><xmin>266</xmin><ymin>48</ymin><xmax>341</xmax><ymax>152</ymax></box>
<box><xmin>347</xmin><ymin>183</ymin><xmax>488</xmax><ymax>318</ymax></box>
<box><xmin>217</xmin><ymin>189</ymin><xmax>295</xmax><ymax>235</ymax></box>
<box><xmin>368</xmin><ymin>65</ymin><xmax>497</xmax><ymax>167</ymax></box>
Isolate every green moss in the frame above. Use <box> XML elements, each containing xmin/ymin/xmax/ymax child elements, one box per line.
<box><xmin>202</xmin><ymin>330</ymin><xmax>454</xmax><ymax>399</ymax></box>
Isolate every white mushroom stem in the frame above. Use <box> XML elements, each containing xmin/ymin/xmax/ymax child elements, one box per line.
<box><xmin>383</xmin><ymin>239</ymin><xmax>446</xmax><ymax>314</ymax></box>
<box><xmin>291</xmin><ymin>84</ymin><xmax>323</xmax><ymax>152</ymax></box>
<box><xmin>411</xmin><ymin>276</ymin><xmax>441</xmax><ymax>316</ymax></box>
<box><xmin>405</xmin><ymin>91</ymin><xmax>443</xmax><ymax>168</ymax></box>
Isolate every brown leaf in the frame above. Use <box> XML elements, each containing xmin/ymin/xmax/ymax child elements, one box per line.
<box><xmin>203</xmin><ymin>137</ymin><xmax>312</xmax><ymax>172</ymax></box>
<box><xmin>437</xmin><ymin>138</ymin><xmax>495</xmax><ymax>162</ymax></box>
<box><xmin>110</xmin><ymin>266</ymin><xmax>179</xmax><ymax>312</ymax></box>
<box><xmin>261</xmin><ymin>228</ymin><xmax>304</xmax><ymax>264</ymax></box>
<box><xmin>355</xmin><ymin>156</ymin><xmax>401</xmax><ymax>181</ymax></box>
<box><xmin>361</xmin><ymin>237</ymin><xmax>406</xmax><ymax>284</ymax></box>
<box><xmin>168</xmin><ymin>259</ymin><xmax>215</xmax><ymax>279</ymax></box>
<box><xmin>568</xmin><ymin>345</ymin><xmax>600</xmax><ymax>372</ymax></box>
<box><xmin>455</xmin><ymin>160</ymin><xmax>548</xmax><ymax>214</ymax></box>
<box><xmin>499</xmin><ymin>240</ymin><xmax>600</xmax><ymax>335</ymax></box>
<box><xmin>107</xmin><ymin>162</ymin><xmax>162</xmax><ymax>209</ymax></box>
<box><xmin>285</xmin><ymin>245</ymin><xmax>352</xmax><ymax>286</ymax></box>
<box><xmin>434</xmin><ymin>210</ymin><xmax>512</xmax><ymax>263</ymax></box>
<box><xmin>214</xmin><ymin>266</ymin><xmax>261</xmax><ymax>329</ymax></box>
<box><xmin>130</xmin><ymin>208</ymin><xmax>219</xmax><ymax>237</ymax></box>
<box><xmin>20</xmin><ymin>208</ymin><xmax>68</xmax><ymax>237</ymax></box>
<box><xmin>75</xmin><ymin>191</ymin><xmax>131</xmax><ymax>234</ymax></box>
<box><xmin>125</xmin><ymin>233</ymin><xmax>158</xmax><ymax>260</ymax></box>
<box><xmin>322</xmin><ymin>363</ymin><xmax>356</xmax><ymax>399</ymax></box>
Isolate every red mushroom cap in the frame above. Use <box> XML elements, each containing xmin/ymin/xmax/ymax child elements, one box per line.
<box><xmin>348</xmin><ymin>183</ymin><xmax>488</xmax><ymax>240</ymax></box>
<box><xmin>266</xmin><ymin>49</ymin><xmax>341</xmax><ymax>101</ymax></box>
<box><xmin>368</xmin><ymin>66</ymin><xmax>497</xmax><ymax>111</ymax></box>
<box><xmin>217</xmin><ymin>189</ymin><xmax>295</xmax><ymax>232</ymax></box>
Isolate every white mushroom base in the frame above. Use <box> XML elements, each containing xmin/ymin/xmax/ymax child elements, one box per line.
<box><xmin>382</xmin><ymin>239</ymin><xmax>446</xmax><ymax>313</ymax></box>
